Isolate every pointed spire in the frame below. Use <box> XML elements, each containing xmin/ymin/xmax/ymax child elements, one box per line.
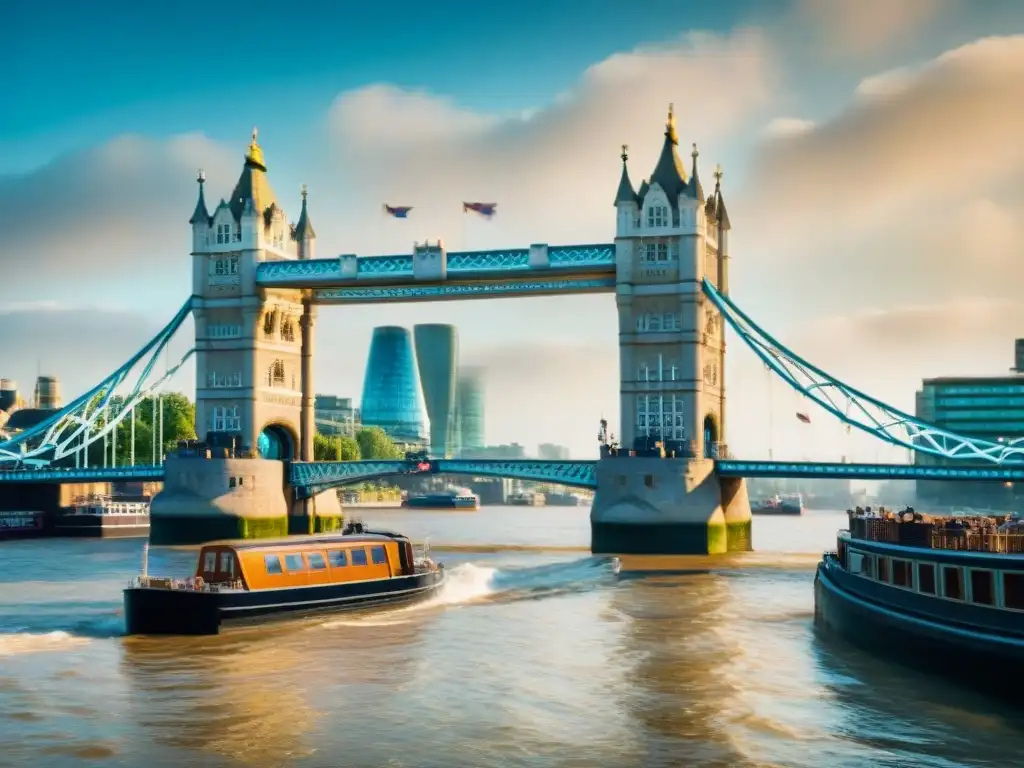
<box><xmin>645</xmin><ymin>103</ymin><xmax>688</xmax><ymax>207</ymax></box>
<box><xmin>713</xmin><ymin>164</ymin><xmax>731</xmax><ymax>230</ymax></box>
<box><xmin>689</xmin><ymin>143</ymin><xmax>705</xmax><ymax>202</ymax></box>
<box><xmin>245</xmin><ymin>127</ymin><xmax>266</xmax><ymax>171</ymax></box>
<box><xmin>189</xmin><ymin>168</ymin><xmax>210</xmax><ymax>224</ymax></box>
<box><xmin>229</xmin><ymin>127</ymin><xmax>279</xmax><ymax>222</ymax></box>
<box><xmin>614</xmin><ymin>144</ymin><xmax>638</xmax><ymax>205</ymax></box>
<box><xmin>294</xmin><ymin>183</ymin><xmax>316</xmax><ymax>240</ymax></box>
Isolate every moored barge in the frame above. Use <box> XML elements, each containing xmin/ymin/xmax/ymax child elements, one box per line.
<box><xmin>815</xmin><ymin>508</ymin><xmax>1024</xmax><ymax>697</ymax></box>
<box><xmin>124</xmin><ymin>523</ymin><xmax>445</xmax><ymax>635</ymax></box>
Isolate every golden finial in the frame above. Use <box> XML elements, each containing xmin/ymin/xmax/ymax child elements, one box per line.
<box><xmin>301</xmin><ymin>183</ymin><xmax>308</xmax><ymax>200</ymax></box>
<box><xmin>621</xmin><ymin>144</ymin><xmax>629</xmax><ymax>163</ymax></box>
<box><xmin>692</xmin><ymin>142</ymin><xmax>699</xmax><ymax>159</ymax></box>
<box><xmin>714</xmin><ymin>164</ymin><xmax>723</xmax><ymax>186</ymax></box>
<box><xmin>197</xmin><ymin>168</ymin><xmax>206</xmax><ymax>184</ymax></box>
<box><xmin>246</xmin><ymin>126</ymin><xmax>265</xmax><ymax>168</ymax></box>
<box><xmin>666</xmin><ymin>103</ymin><xmax>678</xmax><ymax>145</ymax></box>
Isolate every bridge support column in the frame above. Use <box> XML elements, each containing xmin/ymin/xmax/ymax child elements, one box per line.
<box><xmin>150</xmin><ymin>454</ymin><xmax>291</xmax><ymax>545</ymax></box>
<box><xmin>590</xmin><ymin>457</ymin><xmax>751</xmax><ymax>556</ymax></box>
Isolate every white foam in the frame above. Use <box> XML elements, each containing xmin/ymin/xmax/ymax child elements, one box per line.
<box><xmin>0</xmin><ymin>630</ymin><xmax>91</xmax><ymax>657</ymax></box>
<box><xmin>319</xmin><ymin>563</ymin><xmax>497</xmax><ymax>628</ymax></box>
<box><xmin>433</xmin><ymin>562</ymin><xmax>497</xmax><ymax>606</ymax></box>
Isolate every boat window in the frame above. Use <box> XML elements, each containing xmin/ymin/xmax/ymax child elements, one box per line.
<box><xmin>328</xmin><ymin>550</ymin><xmax>347</xmax><ymax>568</ymax></box>
<box><xmin>877</xmin><ymin>556</ymin><xmax>890</xmax><ymax>583</ymax></box>
<box><xmin>942</xmin><ymin>566</ymin><xmax>964</xmax><ymax>600</ymax></box>
<box><xmin>351</xmin><ymin>548</ymin><xmax>368</xmax><ymax>566</ymax></box>
<box><xmin>371</xmin><ymin>546</ymin><xmax>388</xmax><ymax>565</ymax></box>
<box><xmin>892</xmin><ymin>560</ymin><xmax>913</xmax><ymax>589</ymax></box>
<box><xmin>229</xmin><ymin>477</ymin><xmax>237</xmax><ymax>488</ymax></box>
<box><xmin>917</xmin><ymin>563</ymin><xmax>936</xmax><ymax>594</ymax></box>
<box><xmin>219</xmin><ymin>553</ymin><xmax>234</xmax><ymax>575</ymax></box>
<box><xmin>307</xmin><ymin>552</ymin><xmax>327</xmax><ymax>570</ymax></box>
<box><xmin>1004</xmin><ymin>572</ymin><xmax>1024</xmax><ymax>610</ymax></box>
<box><xmin>848</xmin><ymin>551</ymin><xmax>873</xmax><ymax>579</ymax></box>
<box><xmin>265</xmin><ymin>555</ymin><xmax>283</xmax><ymax>574</ymax></box>
<box><xmin>203</xmin><ymin>552</ymin><xmax>217</xmax><ymax>572</ymax></box>
<box><xmin>970</xmin><ymin>570</ymin><xmax>995</xmax><ymax>606</ymax></box>
<box><xmin>284</xmin><ymin>553</ymin><xmax>305</xmax><ymax>571</ymax></box>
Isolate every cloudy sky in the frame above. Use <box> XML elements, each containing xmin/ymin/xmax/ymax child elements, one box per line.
<box><xmin>3</xmin><ymin>0</ymin><xmax>1024</xmax><ymax>461</ymax></box>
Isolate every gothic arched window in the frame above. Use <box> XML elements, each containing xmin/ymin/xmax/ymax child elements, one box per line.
<box><xmin>269</xmin><ymin>360</ymin><xmax>286</xmax><ymax>386</ymax></box>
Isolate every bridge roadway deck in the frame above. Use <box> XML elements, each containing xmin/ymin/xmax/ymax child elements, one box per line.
<box><xmin>3</xmin><ymin>460</ymin><xmax>1024</xmax><ymax>486</ymax></box>
<box><xmin>254</xmin><ymin>244</ymin><xmax>617</xmax><ymax>304</ymax></box>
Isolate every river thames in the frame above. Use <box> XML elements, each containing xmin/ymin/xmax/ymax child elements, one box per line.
<box><xmin>2</xmin><ymin>507</ymin><xmax>1023</xmax><ymax>767</ymax></box>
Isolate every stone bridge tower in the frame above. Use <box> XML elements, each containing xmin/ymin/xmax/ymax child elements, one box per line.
<box><xmin>590</xmin><ymin>106</ymin><xmax>750</xmax><ymax>556</ymax></box>
<box><xmin>188</xmin><ymin>130</ymin><xmax>315</xmax><ymax>461</ymax></box>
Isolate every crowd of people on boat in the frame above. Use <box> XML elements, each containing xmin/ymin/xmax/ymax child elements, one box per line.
<box><xmin>847</xmin><ymin>505</ymin><xmax>1024</xmax><ymax>535</ymax></box>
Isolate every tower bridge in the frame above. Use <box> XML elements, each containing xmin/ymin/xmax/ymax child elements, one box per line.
<box><xmin>3</xmin><ymin>110</ymin><xmax>1020</xmax><ymax>551</ymax></box>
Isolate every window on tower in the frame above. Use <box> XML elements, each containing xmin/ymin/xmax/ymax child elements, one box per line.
<box><xmin>269</xmin><ymin>360</ymin><xmax>286</xmax><ymax>387</ymax></box>
<box><xmin>647</xmin><ymin>205</ymin><xmax>669</xmax><ymax>228</ymax></box>
<box><xmin>643</xmin><ymin>243</ymin><xmax>669</xmax><ymax>262</ymax></box>
<box><xmin>212</xmin><ymin>406</ymin><xmax>241</xmax><ymax>432</ymax></box>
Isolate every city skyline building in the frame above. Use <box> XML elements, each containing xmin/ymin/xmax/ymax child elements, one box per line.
<box><xmin>913</xmin><ymin>338</ymin><xmax>1024</xmax><ymax>505</ymax></box>
<box><xmin>414</xmin><ymin>324</ymin><xmax>459</xmax><ymax>457</ymax></box>
<box><xmin>314</xmin><ymin>394</ymin><xmax>360</xmax><ymax>438</ymax></box>
<box><xmin>455</xmin><ymin>369</ymin><xmax>485</xmax><ymax>456</ymax></box>
<box><xmin>360</xmin><ymin>326</ymin><xmax>427</xmax><ymax>444</ymax></box>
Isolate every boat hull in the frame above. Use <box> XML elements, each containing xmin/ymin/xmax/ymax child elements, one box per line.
<box><xmin>751</xmin><ymin>505</ymin><xmax>802</xmax><ymax>516</ymax></box>
<box><xmin>124</xmin><ymin>568</ymin><xmax>445</xmax><ymax>636</ymax></box>
<box><xmin>814</xmin><ymin>559</ymin><xmax>1024</xmax><ymax>698</ymax></box>
<box><xmin>402</xmin><ymin>498</ymin><xmax>478</xmax><ymax>511</ymax></box>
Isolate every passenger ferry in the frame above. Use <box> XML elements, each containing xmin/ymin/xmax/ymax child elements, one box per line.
<box><xmin>402</xmin><ymin>487</ymin><xmax>479</xmax><ymax>511</ymax></box>
<box><xmin>815</xmin><ymin>507</ymin><xmax>1024</xmax><ymax>697</ymax></box>
<box><xmin>57</xmin><ymin>495</ymin><xmax>150</xmax><ymax>538</ymax></box>
<box><xmin>123</xmin><ymin>522</ymin><xmax>445</xmax><ymax>635</ymax></box>
<box><xmin>751</xmin><ymin>493</ymin><xmax>804</xmax><ymax>516</ymax></box>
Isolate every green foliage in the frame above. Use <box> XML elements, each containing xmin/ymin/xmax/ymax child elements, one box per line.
<box><xmin>355</xmin><ymin>426</ymin><xmax>403</xmax><ymax>460</ymax></box>
<box><xmin>82</xmin><ymin>392</ymin><xmax>196</xmax><ymax>466</ymax></box>
<box><xmin>313</xmin><ymin>433</ymin><xmax>364</xmax><ymax>461</ymax></box>
<box><xmin>338</xmin><ymin>436</ymin><xmax>361</xmax><ymax>461</ymax></box>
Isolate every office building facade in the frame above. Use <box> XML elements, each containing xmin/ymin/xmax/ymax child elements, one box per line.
<box><xmin>455</xmin><ymin>369</ymin><xmax>485</xmax><ymax>456</ymax></box>
<box><xmin>314</xmin><ymin>395</ymin><xmax>359</xmax><ymax>437</ymax></box>
<box><xmin>914</xmin><ymin>339</ymin><xmax>1024</xmax><ymax>506</ymax></box>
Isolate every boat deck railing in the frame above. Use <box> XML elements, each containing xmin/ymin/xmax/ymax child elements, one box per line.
<box><xmin>843</xmin><ymin>518</ymin><xmax>1024</xmax><ymax>554</ymax></box>
<box><xmin>128</xmin><ymin>576</ymin><xmax>245</xmax><ymax>592</ymax></box>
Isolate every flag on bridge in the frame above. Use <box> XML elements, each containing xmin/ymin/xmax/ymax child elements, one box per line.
<box><xmin>796</xmin><ymin>412</ymin><xmax>811</xmax><ymax>424</ymax></box>
<box><xmin>463</xmin><ymin>202</ymin><xmax>497</xmax><ymax>218</ymax></box>
<box><xmin>383</xmin><ymin>204</ymin><xmax>413</xmax><ymax>218</ymax></box>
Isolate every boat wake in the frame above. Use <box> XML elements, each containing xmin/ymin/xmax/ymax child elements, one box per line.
<box><xmin>0</xmin><ymin>629</ymin><xmax>94</xmax><ymax>657</ymax></box>
<box><xmin>320</xmin><ymin>556</ymin><xmax>618</xmax><ymax>628</ymax></box>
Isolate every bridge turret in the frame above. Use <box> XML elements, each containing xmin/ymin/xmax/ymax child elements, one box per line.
<box><xmin>293</xmin><ymin>184</ymin><xmax>316</xmax><ymax>260</ymax></box>
<box><xmin>189</xmin><ymin>169</ymin><xmax>211</xmax><ymax>252</ymax></box>
<box><xmin>613</xmin><ymin>104</ymin><xmax>727</xmax><ymax>459</ymax></box>
<box><xmin>190</xmin><ymin>128</ymin><xmax>307</xmax><ymax>476</ymax></box>
<box><xmin>614</xmin><ymin>145</ymin><xmax>639</xmax><ymax>238</ymax></box>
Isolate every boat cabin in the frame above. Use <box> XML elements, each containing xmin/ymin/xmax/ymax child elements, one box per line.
<box><xmin>194</xmin><ymin>532</ymin><xmax>418</xmax><ymax>591</ymax></box>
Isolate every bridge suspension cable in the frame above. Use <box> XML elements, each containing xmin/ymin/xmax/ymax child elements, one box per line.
<box><xmin>702</xmin><ymin>278</ymin><xmax>1024</xmax><ymax>465</ymax></box>
<box><xmin>0</xmin><ymin>298</ymin><xmax>195</xmax><ymax>467</ymax></box>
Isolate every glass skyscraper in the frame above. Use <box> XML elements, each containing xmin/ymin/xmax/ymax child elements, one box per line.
<box><xmin>414</xmin><ymin>324</ymin><xmax>459</xmax><ymax>457</ymax></box>
<box><xmin>455</xmin><ymin>369</ymin><xmax>485</xmax><ymax>455</ymax></box>
<box><xmin>360</xmin><ymin>326</ymin><xmax>426</xmax><ymax>443</ymax></box>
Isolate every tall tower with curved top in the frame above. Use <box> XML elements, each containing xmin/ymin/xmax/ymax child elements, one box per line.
<box><xmin>414</xmin><ymin>324</ymin><xmax>459</xmax><ymax>457</ymax></box>
<box><xmin>361</xmin><ymin>326</ymin><xmax>427</xmax><ymax>443</ymax></box>
<box><xmin>591</xmin><ymin>105</ymin><xmax>750</xmax><ymax>556</ymax></box>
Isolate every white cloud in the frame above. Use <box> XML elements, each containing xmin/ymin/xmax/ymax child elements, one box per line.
<box><xmin>762</xmin><ymin>117</ymin><xmax>815</xmax><ymax>138</ymax></box>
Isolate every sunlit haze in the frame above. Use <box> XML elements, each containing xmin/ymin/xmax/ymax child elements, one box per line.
<box><xmin>3</xmin><ymin>0</ymin><xmax>1024</xmax><ymax>460</ymax></box>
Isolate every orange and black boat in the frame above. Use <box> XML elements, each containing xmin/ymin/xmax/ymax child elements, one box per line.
<box><xmin>123</xmin><ymin>523</ymin><xmax>445</xmax><ymax>635</ymax></box>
